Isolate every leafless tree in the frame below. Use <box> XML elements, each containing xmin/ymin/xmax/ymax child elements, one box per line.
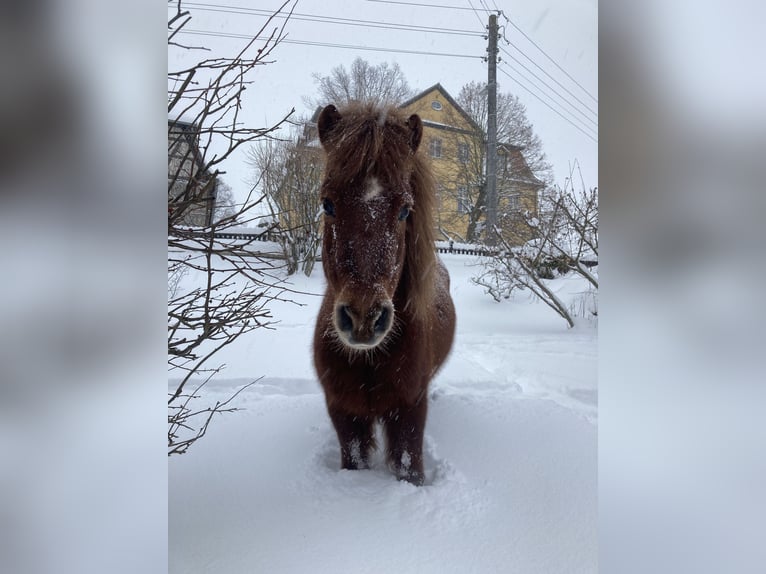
<box><xmin>305</xmin><ymin>57</ymin><xmax>414</xmax><ymax>108</ymax></box>
<box><xmin>246</xmin><ymin>120</ymin><xmax>323</xmax><ymax>276</ymax></box>
<box><xmin>456</xmin><ymin>81</ymin><xmax>553</xmax><ymax>185</ymax></box>
<box><xmin>474</xmin><ymin>164</ymin><xmax>598</xmax><ymax>328</ymax></box>
<box><xmin>212</xmin><ymin>178</ymin><xmax>237</xmax><ymax>224</ymax></box>
<box><xmin>435</xmin><ymin>81</ymin><xmax>553</xmax><ymax>243</ymax></box>
<box><xmin>168</xmin><ymin>0</ymin><xmax>297</xmax><ymax>455</ymax></box>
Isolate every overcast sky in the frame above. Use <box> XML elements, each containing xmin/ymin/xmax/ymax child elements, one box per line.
<box><xmin>169</xmin><ymin>0</ymin><xmax>597</xmax><ymax>203</ymax></box>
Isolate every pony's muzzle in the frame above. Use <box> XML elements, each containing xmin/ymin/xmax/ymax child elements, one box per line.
<box><xmin>334</xmin><ymin>301</ymin><xmax>394</xmax><ymax>349</ymax></box>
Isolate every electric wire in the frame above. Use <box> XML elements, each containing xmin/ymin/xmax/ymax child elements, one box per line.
<box><xmin>503</xmin><ymin>15</ymin><xmax>598</xmax><ymax>104</ymax></box>
<box><xmin>464</xmin><ymin>0</ymin><xmax>488</xmax><ymax>29</ymax></box>
<box><xmin>499</xmin><ymin>60</ymin><xmax>597</xmax><ymax>138</ymax></box>
<box><xmin>365</xmin><ymin>0</ymin><xmax>492</xmax><ymax>10</ymax></box>
<box><xmin>498</xmin><ymin>67</ymin><xmax>597</xmax><ymax>143</ymax></box>
<box><xmin>500</xmin><ymin>42</ymin><xmax>597</xmax><ymax>119</ymax></box>
<box><xmin>179</xmin><ymin>28</ymin><xmax>484</xmax><ymax>60</ymax></box>
<box><xmin>175</xmin><ymin>1</ymin><xmax>596</xmax><ymax>141</ymax></box>
<box><xmin>499</xmin><ymin>46</ymin><xmax>597</xmax><ymax>127</ymax></box>
<box><xmin>362</xmin><ymin>0</ymin><xmax>597</xmax><ymax>107</ymax></box>
<box><xmin>182</xmin><ymin>1</ymin><xmax>485</xmax><ymax>37</ymax></box>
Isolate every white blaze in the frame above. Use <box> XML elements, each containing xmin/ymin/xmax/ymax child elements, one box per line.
<box><xmin>362</xmin><ymin>177</ymin><xmax>382</xmax><ymax>202</ymax></box>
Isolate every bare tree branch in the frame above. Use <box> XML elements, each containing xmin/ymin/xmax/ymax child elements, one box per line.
<box><xmin>246</xmin><ymin>120</ymin><xmax>323</xmax><ymax>276</ymax></box>
<box><xmin>168</xmin><ymin>1</ymin><xmax>298</xmax><ymax>455</ymax></box>
<box><xmin>473</xmin><ymin>169</ymin><xmax>598</xmax><ymax>327</ymax></box>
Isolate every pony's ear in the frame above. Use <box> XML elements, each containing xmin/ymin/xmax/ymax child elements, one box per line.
<box><xmin>317</xmin><ymin>104</ymin><xmax>342</xmax><ymax>148</ymax></box>
<box><xmin>406</xmin><ymin>114</ymin><xmax>423</xmax><ymax>152</ymax></box>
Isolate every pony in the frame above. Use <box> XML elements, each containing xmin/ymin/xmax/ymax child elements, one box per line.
<box><xmin>313</xmin><ymin>102</ymin><xmax>456</xmax><ymax>485</ymax></box>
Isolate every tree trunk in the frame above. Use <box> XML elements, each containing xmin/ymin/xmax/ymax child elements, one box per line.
<box><xmin>466</xmin><ymin>182</ymin><xmax>487</xmax><ymax>243</ymax></box>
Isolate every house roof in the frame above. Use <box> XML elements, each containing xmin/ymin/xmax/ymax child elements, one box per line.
<box><xmin>421</xmin><ymin>119</ymin><xmax>475</xmax><ymax>136</ymax></box>
<box><xmin>498</xmin><ymin>142</ymin><xmax>523</xmax><ymax>152</ymax></box>
<box><xmin>308</xmin><ymin>84</ymin><xmax>481</xmax><ymax>133</ymax></box>
<box><xmin>399</xmin><ymin>83</ymin><xmax>482</xmax><ymax>134</ymax></box>
<box><xmin>498</xmin><ymin>145</ymin><xmax>545</xmax><ymax>187</ymax></box>
<box><xmin>168</xmin><ymin>118</ymin><xmax>208</xmax><ymax>175</ymax></box>
<box><xmin>305</xmin><ymin>86</ymin><xmax>544</xmax><ymax>187</ymax></box>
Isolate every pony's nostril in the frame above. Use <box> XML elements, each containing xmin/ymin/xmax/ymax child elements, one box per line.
<box><xmin>336</xmin><ymin>305</ymin><xmax>354</xmax><ymax>333</ymax></box>
<box><xmin>373</xmin><ymin>305</ymin><xmax>392</xmax><ymax>334</ymax></box>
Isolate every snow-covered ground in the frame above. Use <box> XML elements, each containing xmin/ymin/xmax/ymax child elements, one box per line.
<box><xmin>169</xmin><ymin>254</ymin><xmax>597</xmax><ymax>573</ymax></box>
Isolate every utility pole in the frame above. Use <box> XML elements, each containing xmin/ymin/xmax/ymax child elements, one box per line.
<box><xmin>486</xmin><ymin>13</ymin><xmax>499</xmax><ymax>246</ymax></box>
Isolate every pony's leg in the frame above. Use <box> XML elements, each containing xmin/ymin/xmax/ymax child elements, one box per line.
<box><xmin>327</xmin><ymin>407</ymin><xmax>375</xmax><ymax>470</ymax></box>
<box><xmin>384</xmin><ymin>400</ymin><xmax>427</xmax><ymax>486</ymax></box>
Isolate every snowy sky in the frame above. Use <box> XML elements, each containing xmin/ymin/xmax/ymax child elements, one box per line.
<box><xmin>169</xmin><ymin>0</ymin><xmax>597</xmax><ymax>202</ymax></box>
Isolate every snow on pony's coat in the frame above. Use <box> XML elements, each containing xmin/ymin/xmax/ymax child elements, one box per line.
<box><xmin>313</xmin><ymin>102</ymin><xmax>456</xmax><ymax>485</ymax></box>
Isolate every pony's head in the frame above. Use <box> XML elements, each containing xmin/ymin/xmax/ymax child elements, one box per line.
<box><xmin>317</xmin><ymin>102</ymin><xmax>436</xmax><ymax>350</ymax></box>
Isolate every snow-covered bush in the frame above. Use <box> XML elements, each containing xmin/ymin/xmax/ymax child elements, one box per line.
<box><xmin>474</xmin><ymin>172</ymin><xmax>598</xmax><ymax>328</ymax></box>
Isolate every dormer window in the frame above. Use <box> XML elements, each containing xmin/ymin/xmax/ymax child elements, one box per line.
<box><xmin>431</xmin><ymin>101</ymin><xmax>443</xmax><ymax>111</ymax></box>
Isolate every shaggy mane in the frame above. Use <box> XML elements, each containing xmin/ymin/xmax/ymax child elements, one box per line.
<box><xmin>321</xmin><ymin>102</ymin><xmax>438</xmax><ymax>320</ymax></box>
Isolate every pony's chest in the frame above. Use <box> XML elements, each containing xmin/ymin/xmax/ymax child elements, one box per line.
<box><xmin>327</xmin><ymin>359</ymin><xmax>421</xmax><ymax>412</ymax></box>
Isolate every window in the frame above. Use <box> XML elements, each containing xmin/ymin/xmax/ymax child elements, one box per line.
<box><xmin>429</xmin><ymin>138</ymin><xmax>442</xmax><ymax>159</ymax></box>
<box><xmin>457</xmin><ymin>186</ymin><xmax>471</xmax><ymax>214</ymax></box>
<box><xmin>457</xmin><ymin>142</ymin><xmax>469</xmax><ymax>164</ymax></box>
<box><xmin>431</xmin><ymin>100</ymin><xmax>443</xmax><ymax>110</ymax></box>
<box><xmin>508</xmin><ymin>194</ymin><xmax>520</xmax><ymax>212</ymax></box>
<box><xmin>501</xmin><ymin>154</ymin><xmax>511</xmax><ymax>174</ymax></box>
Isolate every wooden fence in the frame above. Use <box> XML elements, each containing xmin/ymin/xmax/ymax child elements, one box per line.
<box><xmin>208</xmin><ymin>230</ymin><xmax>499</xmax><ymax>257</ymax></box>
<box><xmin>195</xmin><ymin>230</ymin><xmax>596</xmax><ymax>266</ymax></box>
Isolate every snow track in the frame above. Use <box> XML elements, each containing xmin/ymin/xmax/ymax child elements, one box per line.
<box><xmin>170</xmin><ymin>378</ymin><xmax>595</xmax><ymax>573</ymax></box>
<box><xmin>170</xmin><ymin>255</ymin><xmax>597</xmax><ymax>573</ymax></box>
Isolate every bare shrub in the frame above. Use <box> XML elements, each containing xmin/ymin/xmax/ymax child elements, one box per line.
<box><xmin>167</xmin><ymin>0</ymin><xmax>297</xmax><ymax>455</ymax></box>
<box><xmin>474</xmin><ymin>163</ymin><xmax>598</xmax><ymax>328</ymax></box>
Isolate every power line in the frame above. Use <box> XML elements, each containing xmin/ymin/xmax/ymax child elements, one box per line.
<box><xmin>499</xmin><ymin>46</ymin><xmax>597</xmax><ymax>127</ymax></box>
<box><xmin>365</xmin><ymin>0</ymin><xmax>492</xmax><ymax>10</ymax></box>
<box><xmin>182</xmin><ymin>2</ymin><xmax>485</xmax><ymax>38</ymax></box>
<box><xmin>477</xmin><ymin>0</ymin><xmax>494</xmax><ymax>13</ymax></box>
<box><xmin>500</xmin><ymin>41</ymin><xmax>598</xmax><ymax>119</ymax></box>
<box><xmin>498</xmin><ymin>67</ymin><xmax>597</xmax><ymax>143</ymax></box>
<box><xmin>500</xmin><ymin>60</ymin><xmax>597</xmax><ymax>137</ymax></box>
<box><xmin>184</xmin><ymin>2</ymin><xmax>596</xmax><ymax>121</ymax></box>
<box><xmin>361</xmin><ymin>1</ymin><xmax>597</xmax><ymax>112</ymax></box>
<box><xmin>465</xmin><ymin>0</ymin><xmax>488</xmax><ymax>29</ymax></box>
<box><xmin>503</xmin><ymin>16</ymin><xmax>598</xmax><ymax>104</ymax></box>
<box><xmin>179</xmin><ymin>29</ymin><xmax>484</xmax><ymax>60</ymax></box>
<box><xmin>499</xmin><ymin>65</ymin><xmax>598</xmax><ymax>143</ymax></box>
<box><xmin>364</xmin><ymin>0</ymin><xmax>596</xmax><ymax>107</ymax></box>
<box><xmin>479</xmin><ymin>9</ymin><xmax>596</xmax><ymax>140</ymax></box>
<box><xmin>177</xmin><ymin>2</ymin><xmax>596</xmax><ymax>142</ymax></box>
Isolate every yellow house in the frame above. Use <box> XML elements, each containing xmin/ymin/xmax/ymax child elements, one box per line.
<box><xmin>307</xmin><ymin>83</ymin><xmax>544</xmax><ymax>244</ymax></box>
<box><xmin>399</xmin><ymin>83</ymin><xmax>544</xmax><ymax>244</ymax></box>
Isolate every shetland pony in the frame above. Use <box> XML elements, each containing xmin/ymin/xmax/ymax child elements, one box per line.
<box><xmin>313</xmin><ymin>102</ymin><xmax>455</xmax><ymax>485</ymax></box>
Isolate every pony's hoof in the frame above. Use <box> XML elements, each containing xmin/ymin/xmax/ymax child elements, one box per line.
<box><xmin>397</xmin><ymin>470</ymin><xmax>425</xmax><ymax>486</ymax></box>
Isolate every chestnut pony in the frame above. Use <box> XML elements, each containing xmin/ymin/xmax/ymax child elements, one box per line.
<box><xmin>313</xmin><ymin>102</ymin><xmax>456</xmax><ymax>485</ymax></box>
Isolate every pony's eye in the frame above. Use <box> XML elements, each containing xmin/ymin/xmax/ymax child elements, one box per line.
<box><xmin>322</xmin><ymin>198</ymin><xmax>335</xmax><ymax>217</ymax></box>
<box><xmin>398</xmin><ymin>205</ymin><xmax>411</xmax><ymax>221</ymax></box>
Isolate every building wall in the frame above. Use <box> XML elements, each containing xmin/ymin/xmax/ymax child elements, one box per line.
<box><xmin>168</xmin><ymin>121</ymin><xmax>215</xmax><ymax>227</ymax></box>
<box><xmin>401</xmin><ymin>85</ymin><xmax>542</xmax><ymax>245</ymax></box>
<box><xmin>304</xmin><ymin>87</ymin><xmax>543</xmax><ymax>245</ymax></box>
<box><xmin>496</xmin><ymin>147</ymin><xmax>541</xmax><ymax>245</ymax></box>
<box><xmin>401</xmin><ymin>87</ymin><xmax>482</xmax><ymax>242</ymax></box>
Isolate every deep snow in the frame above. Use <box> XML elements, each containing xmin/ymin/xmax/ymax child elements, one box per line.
<box><xmin>169</xmin><ymin>253</ymin><xmax>597</xmax><ymax>573</ymax></box>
